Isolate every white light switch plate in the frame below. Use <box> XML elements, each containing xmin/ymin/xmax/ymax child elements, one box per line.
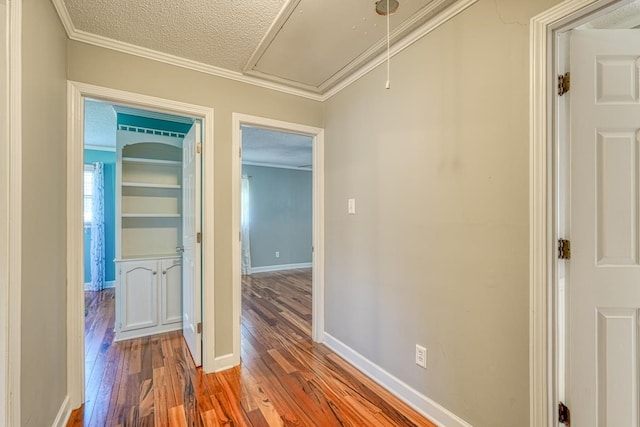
<box><xmin>348</xmin><ymin>198</ymin><xmax>356</xmax><ymax>214</ymax></box>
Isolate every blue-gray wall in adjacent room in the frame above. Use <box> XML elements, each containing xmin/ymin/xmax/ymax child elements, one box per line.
<box><xmin>84</xmin><ymin>149</ymin><xmax>116</xmax><ymax>284</ymax></box>
<box><xmin>243</xmin><ymin>165</ymin><xmax>312</xmax><ymax>268</ymax></box>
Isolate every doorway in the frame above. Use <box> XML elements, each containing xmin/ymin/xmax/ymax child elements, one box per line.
<box><xmin>66</xmin><ymin>81</ymin><xmax>215</xmax><ymax>410</ymax></box>
<box><xmin>530</xmin><ymin>0</ymin><xmax>640</xmax><ymax>424</ymax></box>
<box><xmin>230</xmin><ymin>113</ymin><xmax>324</xmax><ymax>368</ymax></box>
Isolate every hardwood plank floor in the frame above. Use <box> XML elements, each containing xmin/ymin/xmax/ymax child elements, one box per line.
<box><xmin>68</xmin><ymin>269</ymin><xmax>435</xmax><ymax>426</ymax></box>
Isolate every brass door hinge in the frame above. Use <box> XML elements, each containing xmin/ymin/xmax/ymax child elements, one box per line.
<box><xmin>197</xmin><ymin>232</ymin><xmax>202</xmax><ymax>244</ymax></box>
<box><xmin>559</xmin><ymin>402</ymin><xmax>570</xmax><ymax>426</ymax></box>
<box><xmin>197</xmin><ymin>322</ymin><xmax>202</xmax><ymax>334</ymax></box>
<box><xmin>196</xmin><ymin>142</ymin><xmax>202</xmax><ymax>154</ymax></box>
<box><xmin>558</xmin><ymin>239</ymin><xmax>571</xmax><ymax>260</ymax></box>
<box><xmin>558</xmin><ymin>72</ymin><xmax>570</xmax><ymax>96</ymax></box>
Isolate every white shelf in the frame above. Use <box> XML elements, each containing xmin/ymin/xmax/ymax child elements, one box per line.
<box><xmin>122</xmin><ymin>213</ymin><xmax>180</xmax><ymax>218</ymax></box>
<box><xmin>122</xmin><ymin>182</ymin><xmax>181</xmax><ymax>190</ymax></box>
<box><xmin>123</xmin><ymin>157</ymin><xmax>181</xmax><ymax>166</ymax></box>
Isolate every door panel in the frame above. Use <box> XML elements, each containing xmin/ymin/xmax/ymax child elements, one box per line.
<box><xmin>182</xmin><ymin>121</ymin><xmax>202</xmax><ymax>366</ymax></box>
<box><xmin>569</xmin><ymin>29</ymin><xmax>640</xmax><ymax>426</ymax></box>
<box><xmin>121</xmin><ymin>262</ymin><xmax>157</xmax><ymax>331</ymax></box>
<box><xmin>161</xmin><ymin>260</ymin><xmax>182</xmax><ymax>325</ymax></box>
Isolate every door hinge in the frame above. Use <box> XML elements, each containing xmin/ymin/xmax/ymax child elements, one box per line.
<box><xmin>196</xmin><ymin>142</ymin><xmax>202</xmax><ymax>154</ymax></box>
<box><xmin>196</xmin><ymin>322</ymin><xmax>202</xmax><ymax>334</ymax></box>
<box><xmin>239</xmin><ymin>147</ymin><xmax>242</xmax><ymax>157</ymax></box>
<box><xmin>559</xmin><ymin>402</ymin><xmax>571</xmax><ymax>426</ymax></box>
<box><xmin>558</xmin><ymin>72</ymin><xmax>570</xmax><ymax>96</ymax></box>
<box><xmin>558</xmin><ymin>239</ymin><xmax>571</xmax><ymax>260</ymax></box>
<box><xmin>196</xmin><ymin>232</ymin><xmax>202</xmax><ymax>243</ymax></box>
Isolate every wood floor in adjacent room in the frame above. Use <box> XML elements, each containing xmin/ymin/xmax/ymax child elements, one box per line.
<box><xmin>67</xmin><ymin>269</ymin><xmax>435</xmax><ymax>426</ymax></box>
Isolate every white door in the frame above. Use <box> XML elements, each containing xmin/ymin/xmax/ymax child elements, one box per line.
<box><xmin>569</xmin><ymin>29</ymin><xmax>640</xmax><ymax>426</ymax></box>
<box><xmin>182</xmin><ymin>121</ymin><xmax>202</xmax><ymax>366</ymax></box>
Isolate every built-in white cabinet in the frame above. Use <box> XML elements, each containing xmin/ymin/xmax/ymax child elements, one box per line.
<box><xmin>114</xmin><ymin>130</ymin><xmax>184</xmax><ymax>341</ymax></box>
<box><xmin>116</xmin><ymin>258</ymin><xmax>182</xmax><ymax>341</ymax></box>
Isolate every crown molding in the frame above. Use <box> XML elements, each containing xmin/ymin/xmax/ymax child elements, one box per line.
<box><xmin>51</xmin><ymin>0</ymin><xmax>323</xmax><ymax>101</ymax></box>
<box><xmin>52</xmin><ymin>0</ymin><xmax>477</xmax><ymax>103</ymax></box>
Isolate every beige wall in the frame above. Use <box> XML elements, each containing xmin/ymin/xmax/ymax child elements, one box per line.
<box><xmin>20</xmin><ymin>0</ymin><xmax>68</xmax><ymax>425</ymax></box>
<box><xmin>323</xmin><ymin>0</ymin><xmax>559</xmax><ymax>425</ymax></box>
<box><xmin>0</xmin><ymin>0</ymin><xmax>7</xmax><ymax>418</ymax></box>
<box><xmin>67</xmin><ymin>42</ymin><xmax>324</xmax><ymax>355</ymax></box>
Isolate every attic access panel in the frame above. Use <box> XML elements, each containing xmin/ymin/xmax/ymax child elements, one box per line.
<box><xmin>245</xmin><ymin>0</ymin><xmax>457</xmax><ymax>93</ymax></box>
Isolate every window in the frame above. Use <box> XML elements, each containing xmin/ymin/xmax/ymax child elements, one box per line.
<box><xmin>84</xmin><ymin>164</ymin><xmax>94</xmax><ymax>225</ymax></box>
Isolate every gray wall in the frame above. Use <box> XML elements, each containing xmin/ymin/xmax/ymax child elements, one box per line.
<box><xmin>21</xmin><ymin>0</ymin><xmax>68</xmax><ymax>425</ymax></box>
<box><xmin>323</xmin><ymin>0</ymin><xmax>560</xmax><ymax>425</ymax></box>
<box><xmin>67</xmin><ymin>40</ymin><xmax>324</xmax><ymax>355</ymax></box>
<box><xmin>242</xmin><ymin>165</ymin><xmax>312</xmax><ymax>269</ymax></box>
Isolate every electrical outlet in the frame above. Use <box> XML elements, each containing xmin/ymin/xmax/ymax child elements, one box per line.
<box><xmin>415</xmin><ymin>345</ymin><xmax>427</xmax><ymax>369</ymax></box>
<box><xmin>275</xmin><ymin>251</ymin><xmax>280</xmax><ymax>258</ymax></box>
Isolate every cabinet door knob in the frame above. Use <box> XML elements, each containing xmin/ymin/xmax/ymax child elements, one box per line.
<box><xmin>153</xmin><ymin>271</ymin><xmax>157</xmax><ymax>275</ymax></box>
<box><xmin>162</xmin><ymin>270</ymin><xmax>167</xmax><ymax>275</ymax></box>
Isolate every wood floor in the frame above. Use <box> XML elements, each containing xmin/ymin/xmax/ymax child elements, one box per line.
<box><xmin>68</xmin><ymin>269</ymin><xmax>435</xmax><ymax>426</ymax></box>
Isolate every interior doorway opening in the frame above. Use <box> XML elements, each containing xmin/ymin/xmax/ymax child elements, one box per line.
<box><xmin>230</xmin><ymin>113</ymin><xmax>325</xmax><ymax>369</ymax></box>
<box><xmin>530</xmin><ymin>0</ymin><xmax>640</xmax><ymax>424</ymax></box>
<box><xmin>80</xmin><ymin>100</ymin><xmax>201</xmax><ymax>422</ymax></box>
<box><xmin>67</xmin><ymin>81</ymin><xmax>215</xmax><ymax>410</ymax></box>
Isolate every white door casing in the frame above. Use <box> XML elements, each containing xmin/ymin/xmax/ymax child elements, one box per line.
<box><xmin>229</xmin><ymin>113</ymin><xmax>324</xmax><ymax>371</ymax></box>
<box><xmin>182</xmin><ymin>121</ymin><xmax>202</xmax><ymax>366</ymax></box>
<box><xmin>66</xmin><ymin>81</ymin><xmax>215</xmax><ymax>409</ymax></box>
<box><xmin>569</xmin><ymin>29</ymin><xmax>640</xmax><ymax>426</ymax></box>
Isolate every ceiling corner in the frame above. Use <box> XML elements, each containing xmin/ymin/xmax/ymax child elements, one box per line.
<box><xmin>51</xmin><ymin>0</ymin><xmax>76</xmax><ymax>38</ymax></box>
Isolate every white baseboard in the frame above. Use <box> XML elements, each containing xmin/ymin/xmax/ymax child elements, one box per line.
<box><xmin>51</xmin><ymin>395</ymin><xmax>71</xmax><ymax>427</ymax></box>
<box><xmin>323</xmin><ymin>333</ymin><xmax>473</xmax><ymax>427</ymax></box>
<box><xmin>83</xmin><ymin>280</ymin><xmax>115</xmax><ymax>291</ymax></box>
<box><xmin>213</xmin><ymin>352</ymin><xmax>239</xmax><ymax>372</ymax></box>
<box><xmin>250</xmin><ymin>262</ymin><xmax>312</xmax><ymax>274</ymax></box>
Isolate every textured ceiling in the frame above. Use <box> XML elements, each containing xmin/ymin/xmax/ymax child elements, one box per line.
<box><xmin>57</xmin><ymin>0</ymin><xmax>466</xmax><ymax>96</ymax></box>
<box><xmin>64</xmin><ymin>0</ymin><xmax>286</xmax><ymax>72</ymax></box>
<box><xmin>242</xmin><ymin>126</ymin><xmax>313</xmax><ymax>169</ymax></box>
<box><xmin>579</xmin><ymin>0</ymin><xmax>640</xmax><ymax>29</ymax></box>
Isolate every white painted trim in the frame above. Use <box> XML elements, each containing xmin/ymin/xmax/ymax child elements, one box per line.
<box><xmin>2</xmin><ymin>1</ymin><xmax>21</xmax><ymax>425</ymax></box>
<box><xmin>323</xmin><ymin>333</ymin><xmax>472</xmax><ymax>427</ymax></box>
<box><xmin>249</xmin><ymin>262</ymin><xmax>312</xmax><ymax>274</ymax></box>
<box><xmin>232</xmin><ymin>113</ymin><xmax>325</xmax><ymax>363</ymax></box>
<box><xmin>529</xmin><ymin>1</ymin><xmax>625</xmax><ymax>426</ymax></box>
<box><xmin>322</xmin><ymin>0</ymin><xmax>478</xmax><ymax>100</ymax></box>
<box><xmin>50</xmin><ymin>0</ymin><xmax>475</xmax><ymax>102</ymax></box>
<box><xmin>67</xmin><ymin>81</ymin><xmax>216</xmax><ymax>411</ymax></box>
<box><xmin>242</xmin><ymin>161</ymin><xmax>312</xmax><ymax>171</ymax></box>
<box><xmin>212</xmin><ymin>353</ymin><xmax>237</xmax><ymax>372</ymax></box>
<box><xmin>50</xmin><ymin>0</ymin><xmax>322</xmax><ymax>101</ymax></box>
<box><xmin>84</xmin><ymin>144</ymin><xmax>115</xmax><ymax>152</ymax></box>
<box><xmin>83</xmin><ymin>281</ymin><xmax>116</xmax><ymax>290</ymax></box>
<box><xmin>51</xmin><ymin>395</ymin><xmax>71</xmax><ymax>427</ymax></box>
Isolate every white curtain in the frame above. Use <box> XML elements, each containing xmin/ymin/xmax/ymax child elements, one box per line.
<box><xmin>241</xmin><ymin>176</ymin><xmax>252</xmax><ymax>274</ymax></box>
<box><xmin>89</xmin><ymin>162</ymin><xmax>106</xmax><ymax>291</ymax></box>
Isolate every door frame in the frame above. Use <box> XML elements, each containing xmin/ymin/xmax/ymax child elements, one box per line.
<box><xmin>66</xmin><ymin>81</ymin><xmax>215</xmax><ymax>409</ymax></box>
<box><xmin>1</xmin><ymin>0</ymin><xmax>22</xmax><ymax>425</ymax></box>
<box><xmin>529</xmin><ymin>0</ymin><xmax>633</xmax><ymax>424</ymax></box>
<box><xmin>230</xmin><ymin>113</ymin><xmax>325</xmax><ymax>367</ymax></box>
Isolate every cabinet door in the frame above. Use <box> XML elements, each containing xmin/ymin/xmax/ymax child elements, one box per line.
<box><xmin>120</xmin><ymin>261</ymin><xmax>158</xmax><ymax>332</ymax></box>
<box><xmin>161</xmin><ymin>259</ymin><xmax>182</xmax><ymax>325</ymax></box>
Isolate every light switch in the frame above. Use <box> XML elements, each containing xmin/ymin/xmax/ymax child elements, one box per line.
<box><xmin>348</xmin><ymin>198</ymin><xmax>356</xmax><ymax>214</ymax></box>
